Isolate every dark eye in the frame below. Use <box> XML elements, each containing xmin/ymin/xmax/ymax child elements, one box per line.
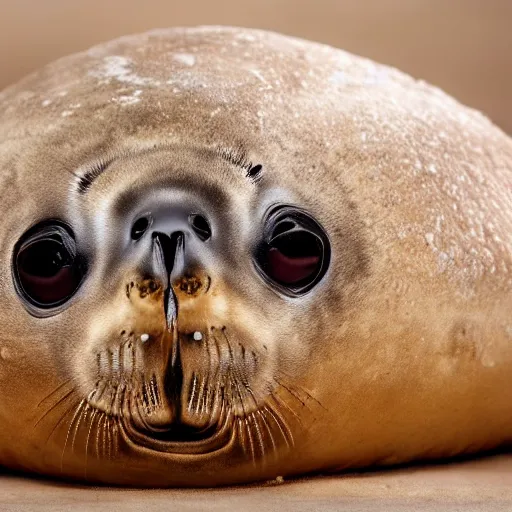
<box><xmin>13</xmin><ymin>222</ymin><xmax>86</xmax><ymax>308</ymax></box>
<box><xmin>255</xmin><ymin>206</ymin><xmax>330</xmax><ymax>295</ymax></box>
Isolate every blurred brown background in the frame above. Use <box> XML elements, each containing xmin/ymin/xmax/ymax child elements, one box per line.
<box><xmin>1</xmin><ymin>0</ymin><xmax>511</xmax><ymax>133</ymax></box>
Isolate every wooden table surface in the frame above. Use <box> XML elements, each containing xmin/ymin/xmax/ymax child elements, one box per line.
<box><xmin>1</xmin><ymin>454</ymin><xmax>511</xmax><ymax>511</ymax></box>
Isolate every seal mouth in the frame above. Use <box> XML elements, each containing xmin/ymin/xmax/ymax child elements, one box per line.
<box><xmin>121</xmin><ymin>340</ymin><xmax>235</xmax><ymax>454</ymax></box>
<box><xmin>120</xmin><ymin>406</ymin><xmax>234</xmax><ymax>455</ymax></box>
<box><xmin>86</xmin><ymin>366</ymin><xmax>235</xmax><ymax>455</ymax></box>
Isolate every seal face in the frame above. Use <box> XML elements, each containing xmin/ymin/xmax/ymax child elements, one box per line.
<box><xmin>0</xmin><ymin>27</ymin><xmax>511</xmax><ymax>487</ymax></box>
<box><xmin>11</xmin><ymin>154</ymin><xmax>333</xmax><ymax>455</ymax></box>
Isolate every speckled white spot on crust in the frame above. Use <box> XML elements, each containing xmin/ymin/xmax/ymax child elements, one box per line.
<box><xmin>425</xmin><ymin>233</ymin><xmax>435</xmax><ymax>245</ymax></box>
<box><xmin>173</xmin><ymin>53</ymin><xmax>196</xmax><ymax>67</ymax></box>
<box><xmin>437</xmin><ymin>251</ymin><xmax>450</xmax><ymax>272</ymax></box>
<box><xmin>481</xmin><ymin>352</ymin><xmax>496</xmax><ymax>368</ymax></box>
<box><xmin>361</xmin><ymin>132</ymin><xmax>367</xmax><ymax>142</ymax></box>
<box><xmin>236</xmin><ymin>33</ymin><xmax>256</xmax><ymax>42</ymax></box>
<box><xmin>57</xmin><ymin>91</ymin><xmax>68</xmax><ymax>97</ymax></box>
<box><xmin>249</xmin><ymin>69</ymin><xmax>266</xmax><ymax>83</ymax></box>
<box><xmin>435</xmin><ymin>215</ymin><xmax>444</xmax><ymax>232</ymax></box>
<box><xmin>60</xmin><ymin>102</ymin><xmax>82</xmax><ymax>116</ymax></box>
<box><xmin>90</xmin><ymin>55</ymin><xmax>155</xmax><ymax>86</ymax></box>
<box><xmin>364</xmin><ymin>65</ymin><xmax>388</xmax><ymax>85</ymax></box>
<box><xmin>41</xmin><ymin>99</ymin><xmax>52</xmax><ymax>107</ymax></box>
<box><xmin>0</xmin><ymin>347</ymin><xmax>11</xmax><ymax>360</ymax></box>
<box><xmin>329</xmin><ymin>70</ymin><xmax>345</xmax><ymax>85</ymax></box>
<box><xmin>113</xmin><ymin>89</ymin><xmax>142</xmax><ymax>106</ymax></box>
<box><xmin>427</xmin><ymin>164</ymin><xmax>437</xmax><ymax>174</ymax></box>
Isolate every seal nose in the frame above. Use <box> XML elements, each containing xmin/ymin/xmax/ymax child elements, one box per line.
<box><xmin>129</xmin><ymin>201</ymin><xmax>213</xmax><ymax>333</ymax></box>
<box><xmin>152</xmin><ymin>231</ymin><xmax>185</xmax><ymax>284</ymax></box>
<box><xmin>151</xmin><ymin>231</ymin><xmax>184</xmax><ymax>333</ymax></box>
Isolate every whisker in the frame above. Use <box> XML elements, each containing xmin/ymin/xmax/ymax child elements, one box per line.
<box><xmin>92</xmin><ymin>378</ymin><xmax>109</xmax><ymax>406</ymax></box>
<box><xmin>229</xmin><ymin>372</ymin><xmax>247</xmax><ymax>419</ymax></box>
<box><xmin>96</xmin><ymin>412</ymin><xmax>105</xmax><ymax>460</ymax></box>
<box><xmin>249</xmin><ymin>412</ymin><xmax>265</xmax><ymax>462</ymax></box>
<box><xmin>274</xmin><ymin>379</ymin><xmax>308</xmax><ymax>409</ymax></box>
<box><xmin>45</xmin><ymin>399</ymin><xmax>80</xmax><ymax>448</ymax></box>
<box><xmin>274</xmin><ymin>374</ymin><xmax>327</xmax><ymax>410</ymax></box>
<box><xmin>148</xmin><ymin>377</ymin><xmax>158</xmax><ymax>410</ymax></box>
<box><xmin>212</xmin><ymin>329</ymin><xmax>230</xmax><ymax>378</ymax></box>
<box><xmin>127</xmin><ymin>391</ymin><xmax>140</xmax><ymax>432</ymax></box>
<box><xmin>106</xmin><ymin>416</ymin><xmax>112</xmax><ymax>460</ymax></box>
<box><xmin>37</xmin><ymin>379</ymin><xmax>73</xmax><ymax>408</ymax></box>
<box><xmin>199</xmin><ymin>331</ymin><xmax>214</xmax><ymax>418</ymax></box>
<box><xmin>61</xmin><ymin>399</ymin><xmax>86</xmax><ymax>471</ymax></box>
<box><xmin>113</xmin><ymin>418</ymin><xmax>120</xmax><ymax>458</ymax></box>
<box><xmin>263</xmin><ymin>404</ymin><xmax>294</xmax><ymax>449</ymax></box>
<box><xmin>35</xmin><ymin>388</ymin><xmax>75</xmax><ymax>427</ymax></box>
<box><xmin>256</xmin><ymin>409</ymin><xmax>277</xmax><ymax>459</ymax></box>
<box><xmin>250</xmin><ymin>343</ymin><xmax>326</xmax><ymax>410</ymax></box>
<box><xmin>119</xmin><ymin>383</ymin><xmax>128</xmax><ymax>420</ymax></box>
<box><xmin>270</xmin><ymin>391</ymin><xmax>303</xmax><ymax>426</ymax></box>
<box><xmin>217</xmin><ymin>385</ymin><xmax>228</xmax><ymax>427</ymax></box>
<box><xmin>208</xmin><ymin>381</ymin><xmax>222</xmax><ymax>428</ymax></box>
<box><xmin>244</xmin><ymin>417</ymin><xmax>256</xmax><ymax>465</ymax></box>
<box><xmin>71</xmin><ymin>402</ymin><xmax>89</xmax><ymax>455</ymax></box>
<box><xmin>216</xmin><ymin>331</ymin><xmax>247</xmax><ymax>416</ymax></box>
<box><xmin>102</xmin><ymin>414</ymin><xmax>110</xmax><ymax>460</ymax></box>
<box><xmin>196</xmin><ymin>372</ymin><xmax>207</xmax><ymax>417</ymax></box>
<box><xmin>188</xmin><ymin>373</ymin><xmax>198</xmax><ymax>413</ymax></box>
<box><xmin>84</xmin><ymin>409</ymin><xmax>98</xmax><ymax>480</ymax></box>
<box><xmin>113</xmin><ymin>382</ymin><xmax>125</xmax><ymax>418</ymax></box>
<box><xmin>208</xmin><ymin>332</ymin><xmax>226</xmax><ymax>426</ymax></box>
<box><xmin>237</xmin><ymin>417</ymin><xmax>247</xmax><ymax>455</ymax></box>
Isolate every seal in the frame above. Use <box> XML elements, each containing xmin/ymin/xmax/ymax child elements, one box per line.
<box><xmin>0</xmin><ymin>27</ymin><xmax>511</xmax><ymax>487</ymax></box>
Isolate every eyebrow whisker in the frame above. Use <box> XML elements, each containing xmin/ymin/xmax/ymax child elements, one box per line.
<box><xmin>77</xmin><ymin>157</ymin><xmax>116</xmax><ymax>194</ymax></box>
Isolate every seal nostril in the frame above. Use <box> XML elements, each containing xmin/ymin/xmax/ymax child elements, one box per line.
<box><xmin>131</xmin><ymin>216</ymin><xmax>150</xmax><ymax>240</ymax></box>
<box><xmin>189</xmin><ymin>214</ymin><xmax>211</xmax><ymax>241</ymax></box>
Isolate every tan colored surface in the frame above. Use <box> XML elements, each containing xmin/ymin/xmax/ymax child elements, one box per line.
<box><xmin>0</xmin><ymin>0</ymin><xmax>511</xmax><ymax>134</ymax></box>
<box><xmin>0</xmin><ymin>455</ymin><xmax>511</xmax><ymax>511</ymax></box>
